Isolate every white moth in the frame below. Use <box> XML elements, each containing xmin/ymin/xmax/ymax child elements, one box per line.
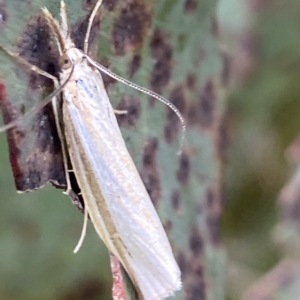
<box><xmin>0</xmin><ymin>1</ymin><xmax>186</xmax><ymax>299</ymax></box>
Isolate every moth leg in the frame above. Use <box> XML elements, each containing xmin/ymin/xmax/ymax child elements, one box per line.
<box><xmin>0</xmin><ymin>43</ymin><xmax>73</xmax><ymax>196</ymax></box>
<box><xmin>84</xmin><ymin>0</ymin><xmax>103</xmax><ymax>54</ymax></box>
<box><xmin>0</xmin><ymin>44</ymin><xmax>57</xmax><ymax>82</ymax></box>
<box><xmin>113</xmin><ymin>109</ymin><xmax>128</xmax><ymax>115</ymax></box>
<box><xmin>51</xmin><ymin>97</ymin><xmax>73</xmax><ymax>196</ymax></box>
<box><xmin>73</xmin><ymin>205</ymin><xmax>88</xmax><ymax>253</ymax></box>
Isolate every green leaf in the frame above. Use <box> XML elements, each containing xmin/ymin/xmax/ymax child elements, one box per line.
<box><xmin>0</xmin><ymin>0</ymin><xmax>226</xmax><ymax>299</ymax></box>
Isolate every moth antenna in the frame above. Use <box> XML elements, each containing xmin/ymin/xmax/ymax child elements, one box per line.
<box><xmin>84</xmin><ymin>0</ymin><xmax>103</xmax><ymax>54</ymax></box>
<box><xmin>0</xmin><ymin>65</ymin><xmax>74</xmax><ymax>133</ymax></box>
<box><xmin>73</xmin><ymin>207</ymin><xmax>89</xmax><ymax>253</ymax></box>
<box><xmin>86</xmin><ymin>56</ymin><xmax>186</xmax><ymax>155</ymax></box>
<box><xmin>60</xmin><ymin>1</ymin><xmax>69</xmax><ymax>39</ymax></box>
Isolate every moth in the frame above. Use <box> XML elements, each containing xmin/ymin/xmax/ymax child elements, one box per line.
<box><xmin>0</xmin><ymin>1</ymin><xmax>186</xmax><ymax>299</ymax></box>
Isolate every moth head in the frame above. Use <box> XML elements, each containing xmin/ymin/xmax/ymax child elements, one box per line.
<box><xmin>59</xmin><ymin>53</ymin><xmax>72</xmax><ymax>70</ymax></box>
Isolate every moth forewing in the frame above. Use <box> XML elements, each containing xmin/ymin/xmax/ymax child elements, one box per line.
<box><xmin>60</xmin><ymin>48</ymin><xmax>181</xmax><ymax>299</ymax></box>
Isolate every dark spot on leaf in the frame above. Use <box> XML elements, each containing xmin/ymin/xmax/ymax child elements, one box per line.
<box><xmin>163</xmin><ymin>220</ymin><xmax>172</xmax><ymax>233</ymax></box>
<box><xmin>0</xmin><ymin>10</ymin><xmax>85</xmax><ymax>213</ymax></box>
<box><xmin>71</xmin><ymin>9</ymin><xmax>101</xmax><ymax>56</ymax></box>
<box><xmin>20</xmin><ymin>104</ymin><xmax>26</xmax><ymax>115</ymax></box>
<box><xmin>186</xmin><ymin>73</ymin><xmax>196</xmax><ymax>90</ymax></box>
<box><xmin>184</xmin><ymin>0</ymin><xmax>197</xmax><ymax>12</ymax></box>
<box><xmin>206</xmin><ymin>189</ymin><xmax>221</xmax><ymax>246</ymax></box>
<box><xmin>103</xmin><ymin>0</ymin><xmax>118</xmax><ymax>11</ymax></box>
<box><xmin>189</xmin><ymin>226</ymin><xmax>203</xmax><ymax>255</ymax></box>
<box><xmin>128</xmin><ymin>54</ymin><xmax>141</xmax><ymax>78</ymax></box>
<box><xmin>0</xmin><ymin>82</ymin><xmax>65</xmax><ymax>191</ymax></box>
<box><xmin>150</xmin><ymin>29</ymin><xmax>173</xmax><ymax>96</ymax></box>
<box><xmin>185</xmin><ymin>228</ymin><xmax>206</xmax><ymax>299</ymax></box>
<box><xmin>0</xmin><ymin>84</ymin><xmax>84</xmax><ymax>212</ymax></box>
<box><xmin>222</xmin><ymin>51</ymin><xmax>231</xmax><ymax>86</ymax></box>
<box><xmin>188</xmin><ymin>79</ymin><xmax>215</xmax><ymax>127</ymax></box>
<box><xmin>207</xmin><ymin>211</ymin><xmax>222</xmax><ymax>247</ymax></box>
<box><xmin>17</xmin><ymin>13</ymin><xmax>60</xmax><ymax>89</ymax></box>
<box><xmin>82</xmin><ymin>0</ymin><xmax>97</xmax><ymax>10</ymax></box>
<box><xmin>177</xmin><ymin>250</ymin><xmax>188</xmax><ymax>278</ymax></box>
<box><xmin>99</xmin><ymin>58</ymin><xmax>117</xmax><ymax>89</ymax></box>
<box><xmin>0</xmin><ymin>1</ymin><xmax>7</xmax><ymax>27</ymax></box>
<box><xmin>140</xmin><ymin>138</ymin><xmax>161</xmax><ymax>207</ymax></box>
<box><xmin>185</xmin><ymin>262</ymin><xmax>206</xmax><ymax>300</ymax></box>
<box><xmin>171</xmin><ymin>189</ymin><xmax>180</xmax><ymax>212</ymax></box>
<box><xmin>115</xmin><ymin>95</ymin><xmax>141</xmax><ymax>128</ymax></box>
<box><xmin>176</xmin><ymin>151</ymin><xmax>190</xmax><ymax>185</ymax></box>
<box><xmin>164</xmin><ymin>86</ymin><xmax>186</xmax><ymax>143</ymax></box>
<box><xmin>112</xmin><ymin>1</ymin><xmax>152</xmax><ymax>55</ymax></box>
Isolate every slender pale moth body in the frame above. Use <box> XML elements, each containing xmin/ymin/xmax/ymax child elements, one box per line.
<box><xmin>61</xmin><ymin>48</ymin><xmax>181</xmax><ymax>299</ymax></box>
<box><xmin>0</xmin><ymin>1</ymin><xmax>183</xmax><ymax>299</ymax></box>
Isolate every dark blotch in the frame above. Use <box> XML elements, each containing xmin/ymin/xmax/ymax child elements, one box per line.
<box><xmin>189</xmin><ymin>226</ymin><xmax>203</xmax><ymax>255</ymax></box>
<box><xmin>176</xmin><ymin>151</ymin><xmax>190</xmax><ymax>185</ymax></box>
<box><xmin>17</xmin><ymin>13</ymin><xmax>60</xmax><ymax>89</ymax></box>
<box><xmin>112</xmin><ymin>1</ymin><xmax>152</xmax><ymax>55</ymax></box>
<box><xmin>140</xmin><ymin>138</ymin><xmax>161</xmax><ymax>207</ymax></box>
<box><xmin>72</xmin><ymin>9</ymin><xmax>101</xmax><ymax>56</ymax></box>
<box><xmin>188</xmin><ymin>79</ymin><xmax>215</xmax><ymax>127</ymax></box>
<box><xmin>0</xmin><ymin>1</ymin><xmax>7</xmax><ymax>27</ymax></box>
<box><xmin>115</xmin><ymin>95</ymin><xmax>141</xmax><ymax>128</ymax></box>
<box><xmin>206</xmin><ymin>189</ymin><xmax>221</xmax><ymax>246</ymax></box>
<box><xmin>177</xmin><ymin>230</ymin><xmax>207</xmax><ymax>298</ymax></box>
<box><xmin>177</xmin><ymin>250</ymin><xmax>188</xmax><ymax>278</ymax></box>
<box><xmin>20</xmin><ymin>104</ymin><xmax>26</xmax><ymax>115</ymax></box>
<box><xmin>0</xmin><ymin>83</ymin><xmax>25</xmax><ymax>187</ymax></box>
<box><xmin>103</xmin><ymin>0</ymin><xmax>118</xmax><ymax>11</ymax></box>
<box><xmin>186</xmin><ymin>73</ymin><xmax>196</xmax><ymax>90</ymax></box>
<box><xmin>184</xmin><ymin>0</ymin><xmax>197</xmax><ymax>12</ymax></box>
<box><xmin>128</xmin><ymin>54</ymin><xmax>141</xmax><ymax>78</ymax></box>
<box><xmin>185</xmin><ymin>227</ymin><xmax>206</xmax><ymax>299</ymax></box>
<box><xmin>99</xmin><ymin>58</ymin><xmax>117</xmax><ymax>89</ymax></box>
<box><xmin>0</xmin><ymin>13</ymin><xmax>85</xmax><ymax>213</ymax></box>
<box><xmin>150</xmin><ymin>29</ymin><xmax>173</xmax><ymax>96</ymax></box>
<box><xmin>164</xmin><ymin>86</ymin><xmax>186</xmax><ymax>143</ymax></box>
<box><xmin>186</xmin><ymin>265</ymin><xmax>206</xmax><ymax>300</ymax></box>
<box><xmin>0</xmin><ymin>82</ymin><xmax>66</xmax><ymax>191</ymax></box>
<box><xmin>82</xmin><ymin>0</ymin><xmax>98</xmax><ymax>10</ymax></box>
<box><xmin>222</xmin><ymin>52</ymin><xmax>231</xmax><ymax>86</ymax></box>
<box><xmin>163</xmin><ymin>220</ymin><xmax>172</xmax><ymax>233</ymax></box>
<box><xmin>207</xmin><ymin>212</ymin><xmax>221</xmax><ymax>246</ymax></box>
<box><xmin>171</xmin><ymin>189</ymin><xmax>180</xmax><ymax>212</ymax></box>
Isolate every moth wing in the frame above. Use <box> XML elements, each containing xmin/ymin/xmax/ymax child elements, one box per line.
<box><xmin>62</xmin><ymin>76</ymin><xmax>181</xmax><ymax>299</ymax></box>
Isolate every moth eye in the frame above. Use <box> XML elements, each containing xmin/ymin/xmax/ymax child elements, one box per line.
<box><xmin>59</xmin><ymin>54</ymin><xmax>72</xmax><ymax>69</ymax></box>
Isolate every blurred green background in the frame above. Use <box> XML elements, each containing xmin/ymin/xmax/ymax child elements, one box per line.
<box><xmin>219</xmin><ymin>0</ymin><xmax>300</xmax><ymax>299</ymax></box>
<box><xmin>2</xmin><ymin>0</ymin><xmax>300</xmax><ymax>299</ymax></box>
